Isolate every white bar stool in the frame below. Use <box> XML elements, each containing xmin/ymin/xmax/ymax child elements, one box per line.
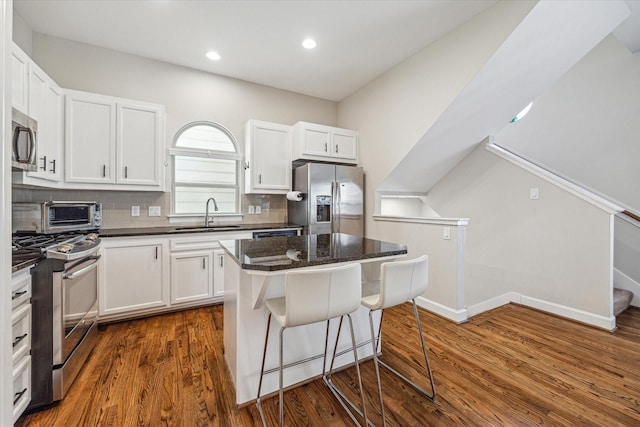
<box><xmin>256</xmin><ymin>263</ymin><xmax>369</xmax><ymax>426</ymax></box>
<box><xmin>362</xmin><ymin>255</ymin><xmax>436</xmax><ymax>425</ymax></box>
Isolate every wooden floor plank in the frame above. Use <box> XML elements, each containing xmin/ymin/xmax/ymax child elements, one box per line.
<box><xmin>16</xmin><ymin>304</ymin><xmax>640</xmax><ymax>426</ymax></box>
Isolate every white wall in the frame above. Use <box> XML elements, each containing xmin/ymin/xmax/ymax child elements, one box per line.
<box><xmin>495</xmin><ymin>35</ymin><xmax>640</xmax><ymax>213</ymax></box>
<box><xmin>337</xmin><ymin>0</ymin><xmax>535</xmax><ymax>311</ymax></box>
<box><xmin>427</xmin><ymin>145</ymin><xmax>613</xmax><ymax>320</ymax></box>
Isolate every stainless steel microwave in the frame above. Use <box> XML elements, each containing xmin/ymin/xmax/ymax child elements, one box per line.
<box><xmin>11</xmin><ymin>108</ymin><xmax>38</xmax><ymax>172</ymax></box>
<box><xmin>12</xmin><ymin>201</ymin><xmax>102</xmax><ymax>234</ymax></box>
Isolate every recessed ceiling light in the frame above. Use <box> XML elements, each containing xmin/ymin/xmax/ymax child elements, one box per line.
<box><xmin>206</xmin><ymin>51</ymin><xmax>221</xmax><ymax>61</ymax></box>
<box><xmin>302</xmin><ymin>38</ymin><xmax>317</xmax><ymax>50</ymax></box>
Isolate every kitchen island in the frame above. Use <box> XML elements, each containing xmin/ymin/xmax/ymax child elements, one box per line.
<box><xmin>219</xmin><ymin>233</ymin><xmax>407</xmax><ymax>404</ymax></box>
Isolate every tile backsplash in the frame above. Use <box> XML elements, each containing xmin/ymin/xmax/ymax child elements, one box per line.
<box><xmin>12</xmin><ymin>188</ymin><xmax>288</xmax><ymax>229</ymax></box>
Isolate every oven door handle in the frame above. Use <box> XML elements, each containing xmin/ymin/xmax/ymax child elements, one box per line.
<box><xmin>63</xmin><ymin>255</ymin><xmax>101</xmax><ymax>280</ymax></box>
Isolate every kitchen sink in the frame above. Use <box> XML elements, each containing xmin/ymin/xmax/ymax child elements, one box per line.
<box><xmin>172</xmin><ymin>225</ymin><xmax>242</xmax><ymax>232</ymax></box>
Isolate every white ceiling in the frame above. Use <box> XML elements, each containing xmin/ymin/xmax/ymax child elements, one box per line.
<box><xmin>13</xmin><ymin>0</ymin><xmax>498</xmax><ymax>102</ymax></box>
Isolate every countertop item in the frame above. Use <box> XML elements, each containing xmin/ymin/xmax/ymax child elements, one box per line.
<box><xmin>99</xmin><ymin>223</ymin><xmax>300</xmax><ymax>238</ymax></box>
<box><xmin>220</xmin><ymin>232</ymin><xmax>407</xmax><ymax>272</ymax></box>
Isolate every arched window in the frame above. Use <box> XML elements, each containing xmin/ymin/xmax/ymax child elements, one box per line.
<box><xmin>170</xmin><ymin>121</ymin><xmax>241</xmax><ymax>215</ymax></box>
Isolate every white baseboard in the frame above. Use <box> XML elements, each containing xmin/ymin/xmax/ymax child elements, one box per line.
<box><xmin>415</xmin><ymin>296</ymin><xmax>468</xmax><ymax>323</ymax></box>
<box><xmin>614</xmin><ymin>268</ymin><xmax>640</xmax><ymax>307</ymax></box>
<box><xmin>466</xmin><ymin>292</ymin><xmax>520</xmax><ymax>317</ymax></box>
<box><xmin>433</xmin><ymin>292</ymin><xmax>616</xmax><ymax>331</ymax></box>
<box><xmin>519</xmin><ymin>295</ymin><xmax>615</xmax><ymax>331</ymax></box>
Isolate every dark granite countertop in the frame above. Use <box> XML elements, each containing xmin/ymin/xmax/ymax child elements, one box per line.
<box><xmin>220</xmin><ymin>233</ymin><xmax>407</xmax><ymax>271</ymax></box>
<box><xmin>99</xmin><ymin>223</ymin><xmax>301</xmax><ymax>238</ymax></box>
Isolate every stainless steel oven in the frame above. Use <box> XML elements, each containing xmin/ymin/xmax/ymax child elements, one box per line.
<box><xmin>12</xmin><ymin>231</ymin><xmax>102</xmax><ymax>411</ymax></box>
<box><xmin>51</xmin><ymin>245</ymin><xmax>100</xmax><ymax>401</ymax></box>
<box><xmin>13</xmin><ymin>201</ymin><xmax>102</xmax><ymax>234</ymax></box>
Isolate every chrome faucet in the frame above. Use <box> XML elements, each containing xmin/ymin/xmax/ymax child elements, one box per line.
<box><xmin>205</xmin><ymin>197</ymin><xmax>219</xmax><ymax>227</ymax></box>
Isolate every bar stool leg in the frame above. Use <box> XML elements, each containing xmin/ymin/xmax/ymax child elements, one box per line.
<box><xmin>368</xmin><ymin>309</ymin><xmax>386</xmax><ymax>426</ymax></box>
<box><xmin>347</xmin><ymin>314</ymin><xmax>369</xmax><ymax>425</ymax></box>
<box><xmin>279</xmin><ymin>327</ymin><xmax>286</xmax><ymax>427</ymax></box>
<box><xmin>373</xmin><ymin>300</ymin><xmax>436</xmax><ymax>401</ymax></box>
<box><xmin>256</xmin><ymin>313</ymin><xmax>272</xmax><ymax>427</ymax></box>
<box><xmin>412</xmin><ymin>299</ymin><xmax>436</xmax><ymax>398</ymax></box>
<box><xmin>324</xmin><ymin>315</ymin><xmax>370</xmax><ymax>426</ymax></box>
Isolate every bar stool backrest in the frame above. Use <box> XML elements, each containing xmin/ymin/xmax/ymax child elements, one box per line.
<box><xmin>376</xmin><ymin>255</ymin><xmax>429</xmax><ymax>310</ymax></box>
<box><xmin>283</xmin><ymin>263</ymin><xmax>362</xmax><ymax>328</ymax></box>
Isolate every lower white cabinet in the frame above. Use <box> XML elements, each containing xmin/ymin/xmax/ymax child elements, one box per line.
<box><xmin>11</xmin><ymin>268</ymin><xmax>33</xmax><ymax>423</ymax></box>
<box><xmin>99</xmin><ymin>237</ymin><xmax>169</xmax><ymax>319</ymax></box>
<box><xmin>170</xmin><ymin>250</ymin><xmax>214</xmax><ymax>305</ymax></box>
<box><xmin>99</xmin><ymin>230</ymin><xmax>254</xmax><ymax>321</ymax></box>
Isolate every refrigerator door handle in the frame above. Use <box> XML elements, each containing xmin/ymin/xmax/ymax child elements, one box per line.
<box><xmin>333</xmin><ymin>180</ymin><xmax>341</xmax><ymax>233</ymax></box>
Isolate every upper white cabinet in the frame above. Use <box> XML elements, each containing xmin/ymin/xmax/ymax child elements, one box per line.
<box><xmin>11</xmin><ymin>43</ymin><xmax>64</xmax><ymax>184</ymax></box>
<box><xmin>10</xmin><ymin>45</ymin><xmax>29</xmax><ymax>115</ymax></box>
<box><xmin>65</xmin><ymin>89</ymin><xmax>166</xmax><ymax>190</ymax></box>
<box><xmin>65</xmin><ymin>91</ymin><xmax>116</xmax><ymax>184</ymax></box>
<box><xmin>244</xmin><ymin>120</ymin><xmax>291</xmax><ymax>194</ymax></box>
<box><xmin>117</xmin><ymin>103</ymin><xmax>164</xmax><ymax>186</ymax></box>
<box><xmin>292</xmin><ymin>121</ymin><xmax>358</xmax><ymax>165</ymax></box>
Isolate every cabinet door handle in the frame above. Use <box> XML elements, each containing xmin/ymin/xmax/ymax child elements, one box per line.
<box><xmin>335</xmin><ymin>144</ymin><xmax>339</xmax><ymax>154</ymax></box>
<box><xmin>202</xmin><ymin>258</ymin><xmax>206</xmax><ymax>270</ymax></box>
<box><xmin>155</xmin><ymin>246</ymin><xmax>158</xmax><ymax>259</ymax></box>
<box><xmin>40</xmin><ymin>155</ymin><xmax>47</xmax><ymax>171</ymax></box>
<box><xmin>124</xmin><ymin>166</ymin><xmax>128</xmax><ymax>178</ymax></box>
<box><xmin>13</xmin><ymin>333</ymin><xmax>28</xmax><ymax>347</ymax></box>
<box><xmin>102</xmin><ymin>164</ymin><xmax>106</xmax><ymax>178</ymax></box>
<box><xmin>220</xmin><ymin>255</ymin><xmax>224</xmax><ymax>268</ymax></box>
<box><xmin>12</xmin><ymin>290</ymin><xmax>27</xmax><ymax>300</ymax></box>
<box><xmin>14</xmin><ymin>388</ymin><xmax>27</xmax><ymax>405</ymax></box>
<box><xmin>258</xmin><ymin>174</ymin><xmax>262</xmax><ymax>184</ymax></box>
<box><xmin>50</xmin><ymin>158</ymin><xmax>56</xmax><ymax>174</ymax></box>
<box><xmin>324</xmin><ymin>142</ymin><xmax>328</xmax><ymax>152</ymax></box>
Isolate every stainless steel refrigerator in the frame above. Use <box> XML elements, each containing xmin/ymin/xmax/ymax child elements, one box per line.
<box><xmin>288</xmin><ymin>163</ymin><xmax>364</xmax><ymax>236</ymax></box>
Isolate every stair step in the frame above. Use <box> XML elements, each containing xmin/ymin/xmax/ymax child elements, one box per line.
<box><xmin>613</xmin><ymin>288</ymin><xmax>633</xmax><ymax>316</ymax></box>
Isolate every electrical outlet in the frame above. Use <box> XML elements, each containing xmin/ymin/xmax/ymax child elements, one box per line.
<box><xmin>248</xmin><ymin>205</ymin><xmax>255</xmax><ymax>214</ymax></box>
<box><xmin>131</xmin><ymin>206</ymin><xmax>140</xmax><ymax>217</ymax></box>
<box><xmin>255</xmin><ymin>205</ymin><xmax>262</xmax><ymax>214</ymax></box>
<box><xmin>530</xmin><ymin>187</ymin><xmax>539</xmax><ymax>200</ymax></box>
<box><xmin>443</xmin><ymin>227</ymin><xmax>451</xmax><ymax>240</ymax></box>
<box><xmin>148</xmin><ymin>206</ymin><xmax>161</xmax><ymax>217</ymax></box>
<box><xmin>263</xmin><ymin>202</ymin><xmax>270</xmax><ymax>212</ymax></box>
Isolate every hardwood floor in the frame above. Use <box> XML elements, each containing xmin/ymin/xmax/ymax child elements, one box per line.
<box><xmin>16</xmin><ymin>303</ymin><xmax>640</xmax><ymax>426</ymax></box>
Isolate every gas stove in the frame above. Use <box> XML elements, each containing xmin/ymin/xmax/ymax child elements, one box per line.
<box><xmin>12</xmin><ymin>232</ymin><xmax>101</xmax><ymax>261</ymax></box>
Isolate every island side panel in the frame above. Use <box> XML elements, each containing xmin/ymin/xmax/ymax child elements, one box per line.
<box><xmin>223</xmin><ymin>252</ymin><xmax>240</xmax><ymax>389</ymax></box>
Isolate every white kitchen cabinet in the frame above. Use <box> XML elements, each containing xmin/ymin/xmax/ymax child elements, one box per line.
<box><xmin>10</xmin><ymin>44</ymin><xmax>29</xmax><ymax>115</ymax></box>
<box><xmin>170</xmin><ymin>250</ymin><xmax>214</xmax><ymax>305</ymax></box>
<box><xmin>65</xmin><ymin>89</ymin><xmax>166</xmax><ymax>190</ymax></box>
<box><xmin>213</xmin><ymin>248</ymin><xmax>225</xmax><ymax>298</ymax></box>
<box><xmin>168</xmin><ymin>231</ymin><xmax>252</xmax><ymax>305</ymax></box>
<box><xmin>26</xmin><ymin>72</ymin><xmax>63</xmax><ymax>182</ymax></box>
<box><xmin>10</xmin><ymin>43</ymin><xmax>64</xmax><ymax>185</ymax></box>
<box><xmin>117</xmin><ymin>103</ymin><xmax>164</xmax><ymax>186</ymax></box>
<box><xmin>11</xmin><ymin>268</ymin><xmax>32</xmax><ymax>423</ymax></box>
<box><xmin>292</xmin><ymin>121</ymin><xmax>358</xmax><ymax>164</ymax></box>
<box><xmin>99</xmin><ymin>237</ymin><xmax>169</xmax><ymax>319</ymax></box>
<box><xmin>244</xmin><ymin>120</ymin><xmax>291</xmax><ymax>194</ymax></box>
<box><xmin>65</xmin><ymin>91</ymin><xmax>116</xmax><ymax>184</ymax></box>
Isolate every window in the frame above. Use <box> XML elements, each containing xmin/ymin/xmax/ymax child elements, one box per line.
<box><xmin>170</xmin><ymin>122</ymin><xmax>241</xmax><ymax>215</ymax></box>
